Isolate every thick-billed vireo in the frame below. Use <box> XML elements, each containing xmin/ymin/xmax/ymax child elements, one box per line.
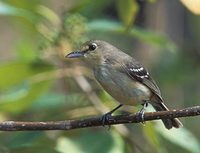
<box><xmin>65</xmin><ymin>40</ymin><xmax>182</xmax><ymax>129</ymax></box>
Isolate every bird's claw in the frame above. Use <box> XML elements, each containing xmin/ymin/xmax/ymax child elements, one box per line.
<box><xmin>100</xmin><ymin>112</ymin><xmax>113</xmax><ymax>129</ymax></box>
<box><xmin>137</xmin><ymin>110</ymin><xmax>145</xmax><ymax>124</ymax></box>
<box><xmin>137</xmin><ymin>102</ymin><xmax>148</xmax><ymax>124</ymax></box>
<box><xmin>100</xmin><ymin>104</ymin><xmax>123</xmax><ymax>129</ymax></box>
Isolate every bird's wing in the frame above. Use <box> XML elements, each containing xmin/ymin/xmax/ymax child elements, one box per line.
<box><xmin>120</xmin><ymin>60</ymin><xmax>163</xmax><ymax>101</ymax></box>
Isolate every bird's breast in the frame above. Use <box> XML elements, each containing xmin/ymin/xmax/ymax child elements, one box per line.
<box><xmin>93</xmin><ymin>65</ymin><xmax>151</xmax><ymax>105</ymax></box>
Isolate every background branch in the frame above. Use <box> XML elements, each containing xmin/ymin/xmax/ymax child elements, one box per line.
<box><xmin>0</xmin><ymin>106</ymin><xmax>199</xmax><ymax>131</ymax></box>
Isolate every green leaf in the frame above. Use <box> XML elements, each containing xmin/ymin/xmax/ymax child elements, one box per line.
<box><xmin>88</xmin><ymin>20</ymin><xmax>177</xmax><ymax>52</ymax></box>
<box><xmin>142</xmin><ymin>122</ymin><xmax>169</xmax><ymax>152</ymax></box>
<box><xmin>116</xmin><ymin>0</ymin><xmax>139</xmax><ymax>28</ymax></box>
<box><xmin>69</xmin><ymin>0</ymin><xmax>112</xmax><ymax>19</ymax></box>
<box><xmin>156</xmin><ymin>125</ymin><xmax>200</xmax><ymax>153</ymax></box>
<box><xmin>0</xmin><ymin>131</ymin><xmax>58</xmax><ymax>153</ymax></box>
<box><xmin>2</xmin><ymin>132</ymin><xmax>44</xmax><ymax>149</ymax></box>
<box><xmin>16</xmin><ymin>40</ymin><xmax>38</xmax><ymax>62</ymax></box>
<box><xmin>56</xmin><ymin>137</ymin><xmax>83</xmax><ymax>153</ymax></box>
<box><xmin>0</xmin><ymin>61</ymin><xmax>52</xmax><ymax>90</ymax></box>
<box><xmin>88</xmin><ymin>20</ymin><xmax>122</xmax><ymax>32</ymax></box>
<box><xmin>143</xmin><ymin>123</ymin><xmax>160</xmax><ymax>149</ymax></box>
<box><xmin>0</xmin><ymin>62</ymin><xmax>34</xmax><ymax>90</ymax></box>
<box><xmin>0</xmin><ymin>1</ymin><xmax>36</xmax><ymax>22</ymax></box>
<box><xmin>0</xmin><ymin>82</ymin><xmax>30</xmax><ymax>102</ymax></box>
<box><xmin>56</xmin><ymin>130</ymin><xmax>125</xmax><ymax>153</ymax></box>
<box><xmin>0</xmin><ymin>80</ymin><xmax>51</xmax><ymax>113</ymax></box>
<box><xmin>0</xmin><ymin>61</ymin><xmax>53</xmax><ymax>113</ymax></box>
<box><xmin>36</xmin><ymin>5</ymin><xmax>60</xmax><ymax>26</ymax></box>
<box><xmin>32</xmin><ymin>92</ymin><xmax>89</xmax><ymax>110</ymax></box>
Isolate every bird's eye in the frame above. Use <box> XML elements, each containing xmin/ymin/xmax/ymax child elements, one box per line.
<box><xmin>89</xmin><ymin>43</ymin><xmax>97</xmax><ymax>51</ymax></box>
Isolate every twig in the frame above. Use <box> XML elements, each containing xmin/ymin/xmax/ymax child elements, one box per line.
<box><xmin>0</xmin><ymin>106</ymin><xmax>199</xmax><ymax>131</ymax></box>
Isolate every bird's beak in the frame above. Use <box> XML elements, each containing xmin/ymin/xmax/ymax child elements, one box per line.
<box><xmin>65</xmin><ymin>51</ymin><xmax>84</xmax><ymax>58</ymax></box>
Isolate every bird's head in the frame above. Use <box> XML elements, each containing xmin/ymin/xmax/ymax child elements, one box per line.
<box><xmin>65</xmin><ymin>40</ymin><xmax>119</xmax><ymax>64</ymax></box>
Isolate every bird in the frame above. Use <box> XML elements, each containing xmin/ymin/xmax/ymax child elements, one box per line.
<box><xmin>65</xmin><ymin>40</ymin><xmax>183</xmax><ymax>129</ymax></box>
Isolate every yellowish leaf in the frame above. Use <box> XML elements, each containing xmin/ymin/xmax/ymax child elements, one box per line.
<box><xmin>181</xmin><ymin>0</ymin><xmax>200</xmax><ymax>15</ymax></box>
<box><xmin>116</xmin><ymin>0</ymin><xmax>139</xmax><ymax>28</ymax></box>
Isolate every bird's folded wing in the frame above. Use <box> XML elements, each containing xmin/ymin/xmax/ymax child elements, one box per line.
<box><xmin>120</xmin><ymin>61</ymin><xmax>163</xmax><ymax>101</ymax></box>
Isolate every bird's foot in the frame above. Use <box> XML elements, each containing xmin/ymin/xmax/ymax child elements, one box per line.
<box><xmin>136</xmin><ymin>102</ymin><xmax>148</xmax><ymax>124</ymax></box>
<box><xmin>100</xmin><ymin>104</ymin><xmax>123</xmax><ymax>129</ymax></box>
<box><xmin>137</xmin><ymin>109</ymin><xmax>145</xmax><ymax>123</ymax></box>
<box><xmin>100</xmin><ymin>112</ymin><xmax>113</xmax><ymax>129</ymax></box>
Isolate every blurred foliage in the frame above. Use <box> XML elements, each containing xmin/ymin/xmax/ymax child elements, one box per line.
<box><xmin>116</xmin><ymin>0</ymin><xmax>138</xmax><ymax>28</ymax></box>
<box><xmin>156</xmin><ymin>125</ymin><xmax>200</xmax><ymax>153</ymax></box>
<box><xmin>0</xmin><ymin>0</ymin><xmax>199</xmax><ymax>153</ymax></box>
<box><xmin>56</xmin><ymin>130</ymin><xmax>125</xmax><ymax>153</ymax></box>
<box><xmin>87</xmin><ymin>20</ymin><xmax>177</xmax><ymax>52</ymax></box>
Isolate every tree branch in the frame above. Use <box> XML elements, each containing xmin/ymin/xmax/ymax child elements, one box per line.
<box><xmin>0</xmin><ymin>106</ymin><xmax>199</xmax><ymax>131</ymax></box>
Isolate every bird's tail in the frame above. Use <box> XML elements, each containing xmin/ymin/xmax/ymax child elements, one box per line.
<box><xmin>152</xmin><ymin>102</ymin><xmax>183</xmax><ymax>129</ymax></box>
